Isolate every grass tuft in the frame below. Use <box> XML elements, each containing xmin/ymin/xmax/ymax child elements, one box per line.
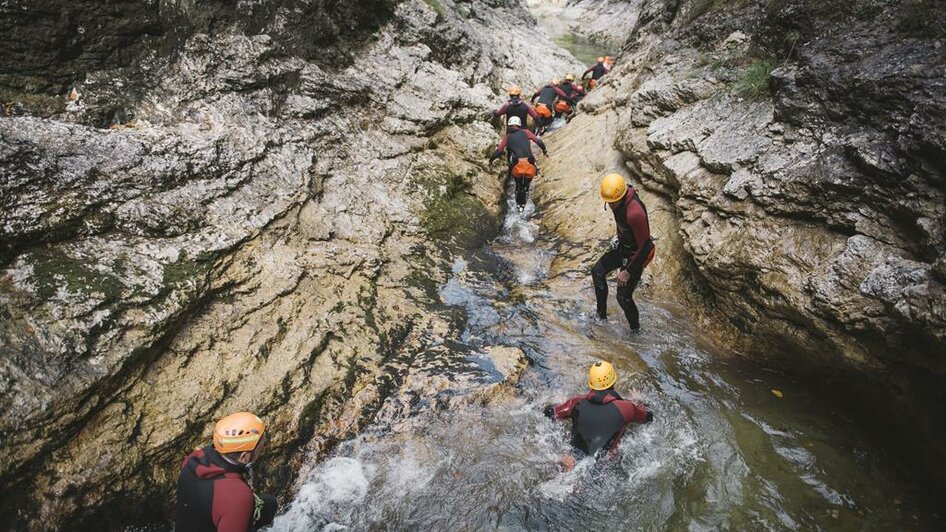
<box><xmin>735</xmin><ymin>58</ymin><xmax>777</xmax><ymax>99</ymax></box>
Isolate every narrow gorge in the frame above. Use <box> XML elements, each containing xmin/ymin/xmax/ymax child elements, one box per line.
<box><xmin>1</xmin><ymin>0</ymin><xmax>943</xmax><ymax>530</ymax></box>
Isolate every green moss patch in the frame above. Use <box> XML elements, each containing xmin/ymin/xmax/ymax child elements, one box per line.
<box><xmin>27</xmin><ymin>247</ymin><xmax>123</xmax><ymax>300</ymax></box>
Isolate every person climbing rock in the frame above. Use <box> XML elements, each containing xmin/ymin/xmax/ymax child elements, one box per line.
<box><xmin>488</xmin><ymin>116</ymin><xmax>547</xmax><ymax>212</ymax></box>
<box><xmin>591</xmin><ymin>173</ymin><xmax>655</xmax><ymax>332</ymax></box>
<box><xmin>491</xmin><ymin>85</ymin><xmax>539</xmax><ymax>129</ymax></box>
<box><xmin>530</xmin><ymin>79</ymin><xmax>569</xmax><ymax>135</ymax></box>
<box><xmin>544</xmin><ymin>360</ymin><xmax>653</xmax><ymax>462</ymax></box>
<box><xmin>560</xmin><ymin>73</ymin><xmax>585</xmax><ymax>107</ymax></box>
<box><xmin>582</xmin><ymin>57</ymin><xmax>609</xmax><ymax>89</ymax></box>
<box><xmin>176</xmin><ymin>412</ymin><xmax>278</xmax><ymax>532</ymax></box>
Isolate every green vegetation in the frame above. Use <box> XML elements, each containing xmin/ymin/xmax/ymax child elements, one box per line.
<box><xmin>0</xmin><ymin>88</ymin><xmax>63</xmax><ymax>117</ymax></box>
<box><xmin>423</xmin><ymin>0</ymin><xmax>446</xmax><ymax>19</ymax></box>
<box><xmin>161</xmin><ymin>256</ymin><xmax>212</xmax><ymax>289</ymax></box>
<box><xmin>418</xmin><ymin>167</ymin><xmax>497</xmax><ymax>250</ymax></box>
<box><xmin>28</xmin><ymin>248</ymin><xmax>123</xmax><ymax>300</ymax></box>
<box><xmin>735</xmin><ymin>58</ymin><xmax>777</xmax><ymax>99</ymax></box>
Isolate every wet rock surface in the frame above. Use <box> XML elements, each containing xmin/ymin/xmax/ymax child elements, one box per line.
<box><xmin>532</xmin><ymin>0</ymin><xmax>945</xmax><ymax>486</ymax></box>
<box><xmin>0</xmin><ymin>0</ymin><xmax>579</xmax><ymax>529</ymax></box>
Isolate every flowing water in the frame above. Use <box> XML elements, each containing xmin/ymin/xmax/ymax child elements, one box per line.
<box><xmin>272</xmin><ymin>177</ymin><xmax>944</xmax><ymax>531</ymax></box>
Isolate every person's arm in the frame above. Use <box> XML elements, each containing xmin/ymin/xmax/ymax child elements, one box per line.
<box><xmin>493</xmin><ymin>102</ymin><xmax>509</xmax><ymax>117</ymax></box>
<box><xmin>582</xmin><ymin>67</ymin><xmax>594</xmax><ymax>79</ymax></box>
<box><xmin>553</xmin><ymin>86</ymin><xmax>568</xmax><ymax>100</ymax></box>
<box><xmin>614</xmin><ymin>399</ymin><xmax>653</xmax><ymax>424</ymax></box>
<box><xmin>212</xmin><ymin>480</ymin><xmax>255</xmax><ymax>532</ymax></box>
<box><xmin>489</xmin><ymin>135</ymin><xmax>509</xmax><ymax>163</ymax></box>
<box><xmin>526</xmin><ymin>103</ymin><xmax>539</xmax><ymax>120</ymax></box>
<box><xmin>622</xmin><ymin>199</ymin><xmax>652</xmax><ymax>272</ymax></box>
<box><xmin>544</xmin><ymin>394</ymin><xmax>588</xmax><ymax>419</ymax></box>
<box><xmin>530</xmin><ymin>89</ymin><xmax>541</xmax><ymax>103</ymax></box>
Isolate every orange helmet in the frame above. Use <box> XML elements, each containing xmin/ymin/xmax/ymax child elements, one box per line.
<box><xmin>508</xmin><ymin>85</ymin><xmax>522</xmax><ymax>97</ymax></box>
<box><xmin>596</xmin><ymin>56</ymin><xmax>605</xmax><ymax>63</ymax></box>
<box><xmin>213</xmin><ymin>412</ymin><xmax>265</xmax><ymax>454</ymax></box>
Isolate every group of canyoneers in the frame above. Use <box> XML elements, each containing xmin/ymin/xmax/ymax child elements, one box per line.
<box><xmin>175</xmin><ymin>55</ymin><xmax>655</xmax><ymax>532</ymax></box>
<box><xmin>487</xmin><ymin>56</ymin><xmax>614</xmax><ymax>213</ymax></box>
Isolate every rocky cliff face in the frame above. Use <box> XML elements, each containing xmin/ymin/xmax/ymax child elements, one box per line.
<box><xmin>0</xmin><ymin>1</ymin><xmax>579</xmax><ymax>529</ymax></box>
<box><xmin>533</xmin><ymin>0</ymin><xmax>945</xmax><ymax>482</ymax></box>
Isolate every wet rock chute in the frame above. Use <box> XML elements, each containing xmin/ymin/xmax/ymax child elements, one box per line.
<box><xmin>1</xmin><ymin>0</ymin><xmax>945</xmax><ymax>530</ymax></box>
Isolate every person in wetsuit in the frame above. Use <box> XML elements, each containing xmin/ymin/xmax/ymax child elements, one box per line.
<box><xmin>544</xmin><ymin>361</ymin><xmax>653</xmax><ymax>459</ymax></box>
<box><xmin>560</xmin><ymin>73</ymin><xmax>585</xmax><ymax>106</ymax></box>
<box><xmin>491</xmin><ymin>85</ymin><xmax>539</xmax><ymax>128</ymax></box>
<box><xmin>582</xmin><ymin>57</ymin><xmax>609</xmax><ymax>88</ymax></box>
<box><xmin>530</xmin><ymin>79</ymin><xmax>570</xmax><ymax>134</ymax></box>
<box><xmin>176</xmin><ymin>412</ymin><xmax>277</xmax><ymax>532</ymax></box>
<box><xmin>592</xmin><ymin>173</ymin><xmax>655</xmax><ymax>332</ymax></box>
<box><xmin>488</xmin><ymin>116</ymin><xmax>547</xmax><ymax>212</ymax></box>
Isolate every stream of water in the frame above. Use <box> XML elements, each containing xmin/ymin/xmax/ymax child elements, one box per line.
<box><xmin>271</xmin><ymin>174</ymin><xmax>943</xmax><ymax>530</ymax></box>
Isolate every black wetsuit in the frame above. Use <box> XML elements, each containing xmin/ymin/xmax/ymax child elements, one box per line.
<box><xmin>551</xmin><ymin>389</ymin><xmax>652</xmax><ymax>456</ymax></box>
<box><xmin>489</xmin><ymin>126</ymin><xmax>547</xmax><ymax>207</ymax></box>
<box><xmin>176</xmin><ymin>446</ymin><xmax>277</xmax><ymax>532</ymax></box>
<box><xmin>591</xmin><ymin>187</ymin><xmax>655</xmax><ymax>329</ymax></box>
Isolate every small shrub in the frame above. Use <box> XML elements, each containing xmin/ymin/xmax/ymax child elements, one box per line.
<box><xmin>735</xmin><ymin>58</ymin><xmax>777</xmax><ymax>99</ymax></box>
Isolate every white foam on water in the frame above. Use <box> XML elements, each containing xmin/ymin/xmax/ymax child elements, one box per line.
<box><xmin>271</xmin><ymin>457</ymin><xmax>370</xmax><ymax>531</ymax></box>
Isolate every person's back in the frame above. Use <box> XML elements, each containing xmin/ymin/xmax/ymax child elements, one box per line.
<box><xmin>176</xmin><ymin>412</ymin><xmax>276</xmax><ymax>532</ymax></box>
<box><xmin>545</xmin><ymin>361</ymin><xmax>653</xmax><ymax>460</ymax></box>
<box><xmin>177</xmin><ymin>445</ymin><xmax>255</xmax><ymax>532</ymax></box>
<box><xmin>533</xmin><ymin>84</ymin><xmax>565</xmax><ymax>106</ymax></box>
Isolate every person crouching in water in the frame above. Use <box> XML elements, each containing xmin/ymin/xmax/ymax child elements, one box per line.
<box><xmin>488</xmin><ymin>116</ymin><xmax>547</xmax><ymax>213</ymax></box>
<box><xmin>176</xmin><ymin>412</ymin><xmax>278</xmax><ymax>532</ymax></box>
<box><xmin>544</xmin><ymin>361</ymin><xmax>653</xmax><ymax>469</ymax></box>
<box><xmin>593</xmin><ymin>173</ymin><xmax>655</xmax><ymax>332</ymax></box>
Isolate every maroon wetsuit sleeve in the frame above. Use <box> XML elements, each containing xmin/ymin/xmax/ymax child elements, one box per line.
<box><xmin>490</xmin><ymin>134</ymin><xmax>509</xmax><ymax>161</ymax></box>
<box><xmin>614</xmin><ymin>400</ymin><xmax>650</xmax><ymax>424</ymax></box>
<box><xmin>493</xmin><ymin>102</ymin><xmax>509</xmax><ymax>116</ymax></box>
<box><xmin>553</xmin><ymin>86</ymin><xmax>568</xmax><ymax>99</ymax></box>
<box><xmin>523</xmin><ymin>130</ymin><xmax>547</xmax><ymax>152</ymax></box>
<box><xmin>212</xmin><ymin>479</ymin><xmax>254</xmax><ymax>532</ymax></box>
<box><xmin>582</xmin><ymin>67</ymin><xmax>594</xmax><ymax>78</ymax></box>
<box><xmin>553</xmin><ymin>393</ymin><xmax>590</xmax><ymax>419</ymax></box>
<box><xmin>531</xmin><ymin>89</ymin><xmax>541</xmax><ymax>102</ymax></box>
<box><xmin>622</xmin><ymin>197</ymin><xmax>651</xmax><ymax>272</ymax></box>
<box><xmin>526</xmin><ymin>104</ymin><xmax>539</xmax><ymax>119</ymax></box>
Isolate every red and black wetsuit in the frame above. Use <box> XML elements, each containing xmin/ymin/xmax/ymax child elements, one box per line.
<box><xmin>493</xmin><ymin>98</ymin><xmax>539</xmax><ymax>126</ymax></box>
<box><xmin>591</xmin><ymin>186</ymin><xmax>655</xmax><ymax>329</ymax></box>
<box><xmin>551</xmin><ymin>389</ymin><xmax>652</xmax><ymax>456</ymax></box>
<box><xmin>582</xmin><ymin>62</ymin><xmax>608</xmax><ymax>81</ymax></box>
<box><xmin>561</xmin><ymin>81</ymin><xmax>585</xmax><ymax>103</ymax></box>
<box><xmin>531</xmin><ymin>84</ymin><xmax>570</xmax><ymax>107</ymax></box>
<box><xmin>176</xmin><ymin>445</ymin><xmax>276</xmax><ymax>532</ymax></box>
<box><xmin>489</xmin><ymin>126</ymin><xmax>547</xmax><ymax>207</ymax></box>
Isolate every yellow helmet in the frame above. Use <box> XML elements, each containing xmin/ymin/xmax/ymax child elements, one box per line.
<box><xmin>597</xmin><ymin>56</ymin><xmax>605</xmax><ymax>63</ymax></box>
<box><xmin>508</xmin><ymin>85</ymin><xmax>522</xmax><ymax>97</ymax></box>
<box><xmin>564</xmin><ymin>73</ymin><xmax>575</xmax><ymax>82</ymax></box>
<box><xmin>600</xmin><ymin>173</ymin><xmax>627</xmax><ymax>203</ymax></box>
<box><xmin>588</xmin><ymin>361</ymin><xmax>617</xmax><ymax>390</ymax></box>
<box><xmin>551</xmin><ymin>78</ymin><xmax>560</xmax><ymax>85</ymax></box>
